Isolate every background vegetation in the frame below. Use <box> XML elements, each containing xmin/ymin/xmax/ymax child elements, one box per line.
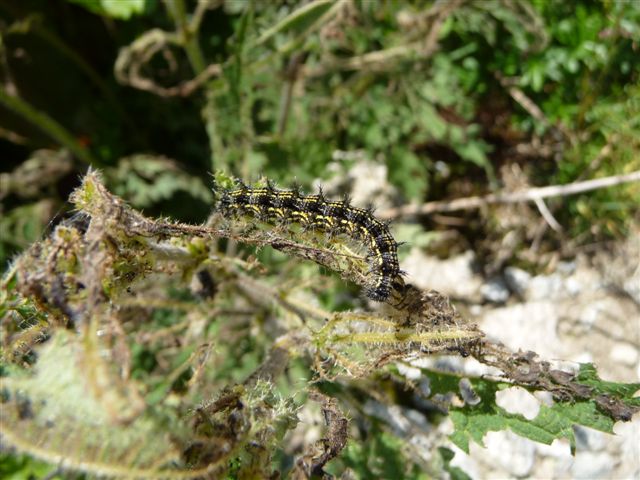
<box><xmin>1</xmin><ymin>1</ymin><xmax>639</xmax><ymax>478</ymax></box>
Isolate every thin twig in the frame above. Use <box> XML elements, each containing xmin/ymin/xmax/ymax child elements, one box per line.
<box><xmin>304</xmin><ymin>42</ymin><xmax>428</xmax><ymax>76</ymax></box>
<box><xmin>533</xmin><ymin>197</ymin><xmax>562</xmax><ymax>232</ymax></box>
<box><xmin>527</xmin><ymin>134</ymin><xmax>619</xmax><ymax>252</ymax></box>
<box><xmin>0</xmin><ymin>86</ymin><xmax>100</xmax><ymax>166</ymax></box>
<box><xmin>277</xmin><ymin>53</ymin><xmax>305</xmax><ymax>137</ymax></box>
<box><xmin>505</xmin><ymin>82</ymin><xmax>549</xmax><ymax>127</ymax></box>
<box><xmin>189</xmin><ymin>0</ymin><xmax>222</xmax><ymax>33</ymax></box>
<box><xmin>0</xmin><ymin>126</ymin><xmax>28</xmax><ymax>145</ymax></box>
<box><xmin>381</xmin><ymin>171</ymin><xmax>640</xmax><ymax>219</ymax></box>
<box><xmin>303</xmin><ymin>0</ymin><xmax>461</xmax><ymax>77</ymax></box>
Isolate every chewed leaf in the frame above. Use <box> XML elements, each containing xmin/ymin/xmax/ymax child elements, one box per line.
<box><xmin>0</xmin><ymin>331</ymin><xmax>187</xmax><ymax>478</ymax></box>
<box><xmin>440</xmin><ymin>364</ymin><xmax>639</xmax><ymax>454</ymax></box>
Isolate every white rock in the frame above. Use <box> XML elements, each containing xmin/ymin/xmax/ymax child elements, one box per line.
<box><xmin>565</xmin><ymin>260</ymin><xmax>607</xmax><ymax>297</ymax></box>
<box><xmin>431</xmin><ymin>355</ymin><xmax>465</xmax><ymax>373</ymax></box>
<box><xmin>401</xmin><ymin>250</ymin><xmax>483</xmax><ymax>300</ymax></box>
<box><xmin>363</xmin><ymin>401</ymin><xmax>432</xmax><ymax>438</ymax></box>
<box><xmin>557</xmin><ymin>261</ymin><xmax>577</xmax><ymax>275</ymax></box>
<box><xmin>504</xmin><ymin>267</ymin><xmax>532</xmax><ymax>295</ymax></box>
<box><xmin>623</xmin><ymin>272</ymin><xmax>640</xmax><ymax>305</ymax></box>
<box><xmin>546</xmin><ymin>359</ymin><xmax>592</xmax><ymax>380</ymax></box>
<box><xmin>481</xmin><ymin>277</ymin><xmax>510</xmax><ymax>303</ymax></box>
<box><xmin>396</xmin><ymin>362</ymin><xmax>422</xmax><ymax>380</ymax></box>
<box><xmin>449</xmin><ymin>443</ymin><xmax>482</xmax><ymax>480</ymax></box>
<box><xmin>565</xmin><ymin>276</ymin><xmax>582</xmax><ymax>296</ymax></box>
<box><xmin>480</xmin><ymin>301</ymin><xmax>563</xmax><ymax>358</ymax></box>
<box><xmin>409</xmin><ymin>357</ymin><xmax>434</xmax><ymax>370</ymax></box>
<box><xmin>404</xmin><ymin>408</ymin><xmax>429</xmax><ymax>430</ymax></box>
<box><xmin>533</xmin><ymin>390</ymin><xmax>555</xmax><ymax>407</ymax></box>
<box><xmin>536</xmin><ymin>438</ymin><xmax>571</xmax><ymax>458</ymax></box>
<box><xmin>535</xmin><ymin>439</ymin><xmax>573</xmax><ymax>478</ymax></box>
<box><xmin>496</xmin><ymin>387</ymin><xmax>541</xmax><ymax>420</ymax></box>
<box><xmin>574</xmin><ymin>426</ymin><xmax>607</xmax><ymax>452</ymax></box>
<box><xmin>418</xmin><ymin>377</ymin><xmax>431</xmax><ymax>396</ymax></box>
<box><xmin>285</xmin><ymin>402</ymin><xmax>322</xmax><ymax>453</ymax></box>
<box><xmin>480</xmin><ymin>431</ymin><xmax>536</xmax><ymax>477</ymax></box>
<box><xmin>570</xmin><ymin>451</ymin><xmax>614</xmax><ymax>479</ymax></box>
<box><xmin>462</xmin><ymin>356</ymin><xmax>504</xmax><ymax>378</ymax></box>
<box><xmin>528</xmin><ymin>273</ymin><xmax>565</xmax><ymax>301</ymax></box>
<box><xmin>609</xmin><ymin>343</ymin><xmax>639</xmax><ymax>367</ymax></box>
<box><xmin>577</xmin><ymin>300</ymin><xmax>617</xmax><ymax>329</ymax></box>
<box><xmin>318</xmin><ymin>157</ymin><xmax>396</xmax><ymax>209</ymax></box>
<box><xmin>612</xmin><ymin>420</ymin><xmax>640</xmax><ymax>479</ymax></box>
<box><xmin>408</xmin><ymin>433</ymin><xmax>434</xmax><ymax>464</ymax></box>
<box><xmin>578</xmin><ymin>304</ymin><xmax>601</xmax><ymax>328</ymax></box>
<box><xmin>347</xmin><ymin>161</ymin><xmax>392</xmax><ymax>208</ymax></box>
<box><xmin>363</xmin><ymin>401</ymin><xmax>409</xmax><ymax>435</ymax></box>
<box><xmin>569</xmin><ymin>352</ymin><xmax>594</xmax><ymax>365</ymax></box>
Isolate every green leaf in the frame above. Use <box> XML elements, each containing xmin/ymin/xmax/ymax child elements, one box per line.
<box><xmin>254</xmin><ymin>0</ymin><xmax>334</xmax><ymax>46</ymax></box>
<box><xmin>417</xmin><ymin>103</ymin><xmax>448</xmax><ymax>141</ymax></box>
<box><xmin>455</xmin><ymin>140</ymin><xmax>490</xmax><ymax>169</ymax></box>
<box><xmin>67</xmin><ymin>0</ymin><xmax>148</xmax><ymax>19</ymax></box>
<box><xmin>101</xmin><ymin>0</ymin><xmax>146</xmax><ymax>19</ymax></box>
<box><xmin>107</xmin><ymin>155</ymin><xmax>213</xmax><ymax>208</ymax></box>
<box><xmin>450</xmin><ymin>393</ymin><xmax>608</xmax><ymax>454</ymax></box>
<box><xmin>448</xmin><ymin>368</ymin><xmax>639</xmax><ymax>455</ymax></box>
<box><xmin>387</xmin><ymin>148</ymin><xmax>427</xmax><ymax>201</ymax></box>
<box><xmin>333</xmin><ymin>429</ymin><xmax>429</xmax><ymax>480</ymax></box>
<box><xmin>438</xmin><ymin>447</ymin><xmax>472</xmax><ymax>480</ymax></box>
<box><xmin>393</xmin><ymin>224</ymin><xmax>440</xmax><ymax>252</ymax></box>
<box><xmin>1</xmin><ymin>331</ymin><xmax>184</xmax><ymax>475</ymax></box>
<box><xmin>420</xmin><ymin>366</ymin><xmax>638</xmax><ymax>455</ymax></box>
<box><xmin>575</xmin><ymin>363</ymin><xmax>640</xmax><ymax>398</ymax></box>
<box><xmin>0</xmin><ymin>452</ymin><xmax>59</xmax><ymax>480</ymax></box>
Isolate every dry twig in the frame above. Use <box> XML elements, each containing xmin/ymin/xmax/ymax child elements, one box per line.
<box><xmin>381</xmin><ymin>171</ymin><xmax>640</xmax><ymax>219</ymax></box>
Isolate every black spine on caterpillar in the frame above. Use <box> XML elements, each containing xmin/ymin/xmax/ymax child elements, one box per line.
<box><xmin>216</xmin><ymin>182</ymin><xmax>401</xmax><ymax>302</ymax></box>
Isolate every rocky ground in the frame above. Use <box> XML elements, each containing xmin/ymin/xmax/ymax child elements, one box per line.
<box><xmin>401</xmin><ymin>234</ymin><xmax>639</xmax><ymax>480</ymax></box>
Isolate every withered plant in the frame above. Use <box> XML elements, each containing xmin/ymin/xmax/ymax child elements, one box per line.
<box><xmin>1</xmin><ymin>171</ymin><xmax>637</xmax><ymax>478</ymax></box>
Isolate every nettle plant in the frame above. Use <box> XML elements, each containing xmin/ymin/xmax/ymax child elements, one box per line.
<box><xmin>0</xmin><ymin>171</ymin><xmax>637</xmax><ymax>478</ymax></box>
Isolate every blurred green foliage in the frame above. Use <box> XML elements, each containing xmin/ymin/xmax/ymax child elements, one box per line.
<box><xmin>1</xmin><ymin>0</ymin><xmax>639</xmax><ymax>477</ymax></box>
<box><xmin>1</xmin><ymin>0</ymin><xmax>639</xmax><ymax>269</ymax></box>
<box><xmin>67</xmin><ymin>0</ymin><xmax>150</xmax><ymax>20</ymax></box>
<box><xmin>0</xmin><ymin>451</ymin><xmax>63</xmax><ymax>480</ymax></box>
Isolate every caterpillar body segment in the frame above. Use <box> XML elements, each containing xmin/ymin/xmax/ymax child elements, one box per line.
<box><xmin>217</xmin><ymin>182</ymin><xmax>401</xmax><ymax>302</ymax></box>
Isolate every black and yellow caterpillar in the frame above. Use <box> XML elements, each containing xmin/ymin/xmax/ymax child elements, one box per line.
<box><xmin>216</xmin><ymin>180</ymin><xmax>401</xmax><ymax>301</ymax></box>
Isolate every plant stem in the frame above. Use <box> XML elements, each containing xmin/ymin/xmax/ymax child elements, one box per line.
<box><xmin>164</xmin><ymin>0</ymin><xmax>223</xmax><ymax>171</ymax></box>
<box><xmin>0</xmin><ymin>85</ymin><xmax>100</xmax><ymax>166</ymax></box>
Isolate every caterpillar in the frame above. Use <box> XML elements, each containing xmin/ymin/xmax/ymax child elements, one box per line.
<box><xmin>216</xmin><ymin>180</ymin><xmax>401</xmax><ymax>302</ymax></box>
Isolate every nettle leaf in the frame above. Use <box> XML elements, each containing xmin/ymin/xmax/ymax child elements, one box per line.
<box><xmin>0</xmin><ymin>331</ymin><xmax>185</xmax><ymax>477</ymax></box>
<box><xmin>107</xmin><ymin>155</ymin><xmax>213</xmax><ymax>208</ymax></box>
<box><xmin>421</xmin><ymin>365</ymin><xmax>639</xmax><ymax>455</ymax></box>
<box><xmin>450</xmin><ymin>393</ymin><xmax>614</xmax><ymax>454</ymax></box>
<box><xmin>575</xmin><ymin>363</ymin><xmax>640</xmax><ymax>399</ymax></box>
